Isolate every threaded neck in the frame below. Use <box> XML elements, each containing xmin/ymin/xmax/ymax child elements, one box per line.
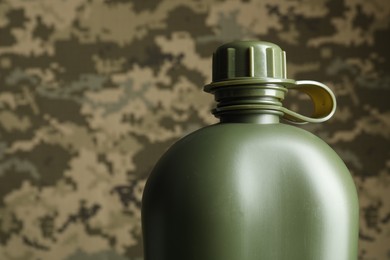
<box><xmin>205</xmin><ymin>83</ymin><xmax>286</xmax><ymax>124</ymax></box>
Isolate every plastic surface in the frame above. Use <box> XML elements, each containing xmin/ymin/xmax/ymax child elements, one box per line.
<box><xmin>142</xmin><ymin>124</ymin><xmax>359</xmax><ymax>260</ymax></box>
<box><xmin>205</xmin><ymin>41</ymin><xmax>336</xmax><ymax>124</ymax></box>
<box><xmin>141</xmin><ymin>40</ymin><xmax>359</xmax><ymax>260</ymax></box>
<box><xmin>211</xmin><ymin>41</ymin><xmax>288</xmax><ymax>82</ymax></box>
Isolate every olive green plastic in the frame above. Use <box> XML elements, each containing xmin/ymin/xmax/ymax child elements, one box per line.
<box><xmin>206</xmin><ymin>40</ymin><xmax>336</xmax><ymax>124</ymax></box>
<box><xmin>142</xmin><ymin>124</ymin><xmax>359</xmax><ymax>260</ymax></box>
<box><xmin>211</xmin><ymin>41</ymin><xmax>289</xmax><ymax>81</ymax></box>
<box><xmin>141</xmin><ymin>41</ymin><xmax>359</xmax><ymax>260</ymax></box>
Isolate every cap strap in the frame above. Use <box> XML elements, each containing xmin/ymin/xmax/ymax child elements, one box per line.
<box><xmin>282</xmin><ymin>80</ymin><xmax>336</xmax><ymax>124</ymax></box>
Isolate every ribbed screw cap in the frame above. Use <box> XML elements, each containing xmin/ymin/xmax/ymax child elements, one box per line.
<box><xmin>212</xmin><ymin>40</ymin><xmax>288</xmax><ymax>83</ymax></box>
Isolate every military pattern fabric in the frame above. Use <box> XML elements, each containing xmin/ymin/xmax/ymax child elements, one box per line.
<box><xmin>0</xmin><ymin>0</ymin><xmax>389</xmax><ymax>259</ymax></box>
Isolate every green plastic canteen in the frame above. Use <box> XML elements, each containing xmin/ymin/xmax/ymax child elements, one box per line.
<box><xmin>142</xmin><ymin>40</ymin><xmax>359</xmax><ymax>260</ymax></box>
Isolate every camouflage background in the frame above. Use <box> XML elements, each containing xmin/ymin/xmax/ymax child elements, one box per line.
<box><xmin>0</xmin><ymin>0</ymin><xmax>389</xmax><ymax>259</ymax></box>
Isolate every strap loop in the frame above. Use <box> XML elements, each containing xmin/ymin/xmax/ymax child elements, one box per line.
<box><xmin>282</xmin><ymin>80</ymin><xmax>336</xmax><ymax>124</ymax></box>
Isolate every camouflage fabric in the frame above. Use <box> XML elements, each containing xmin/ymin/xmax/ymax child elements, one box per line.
<box><xmin>0</xmin><ymin>0</ymin><xmax>389</xmax><ymax>259</ymax></box>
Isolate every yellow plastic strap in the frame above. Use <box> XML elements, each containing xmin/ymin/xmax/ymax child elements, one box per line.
<box><xmin>282</xmin><ymin>80</ymin><xmax>337</xmax><ymax>124</ymax></box>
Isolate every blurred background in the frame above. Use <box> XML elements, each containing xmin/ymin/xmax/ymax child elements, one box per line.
<box><xmin>0</xmin><ymin>0</ymin><xmax>389</xmax><ymax>259</ymax></box>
